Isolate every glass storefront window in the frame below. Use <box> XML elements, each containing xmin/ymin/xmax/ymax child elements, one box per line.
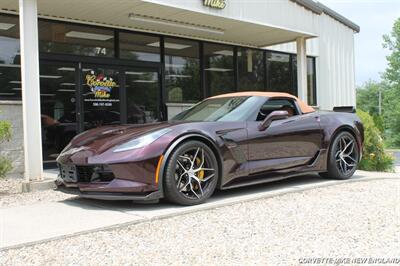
<box><xmin>307</xmin><ymin>57</ymin><xmax>317</xmax><ymax>106</ymax></box>
<box><xmin>0</xmin><ymin>15</ymin><xmax>21</xmax><ymax>100</ymax></box>
<box><xmin>126</xmin><ymin>71</ymin><xmax>159</xmax><ymax>123</ymax></box>
<box><xmin>40</xmin><ymin>64</ymin><xmax>77</xmax><ymax>165</ymax></box>
<box><xmin>266</xmin><ymin>52</ymin><xmax>292</xmax><ymax>94</ymax></box>
<box><xmin>164</xmin><ymin>38</ymin><xmax>200</xmax><ymax>103</ymax></box>
<box><xmin>39</xmin><ymin>21</ymin><xmax>114</xmax><ymax>57</ymax></box>
<box><xmin>119</xmin><ymin>32</ymin><xmax>160</xmax><ymax>62</ymax></box>
<box><xmin>238</xmin><ymin>48</ymin><xmax>265</xmax><ymax>91</ymax></box>
<box><xmin>292</xmin><ymin>56</ymin><xmax>317</xmax><ymax>105</ymax></box>
<box><xmin>204</xmin><ymin>43</ymin><xmax>234</xmax><ymax>96</ymax></box>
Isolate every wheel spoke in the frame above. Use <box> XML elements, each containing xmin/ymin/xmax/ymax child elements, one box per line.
<box><xmin>176</xmin><ymin>173</ymin><xmax>186</xmax><ymax>189</ymax></box>
<box><xmin>191</xmin><ymin>148</ymin><xmax>200</xmax><ymax>168</ymax></box>
<box><xmin>189</xmin><ymin>182</ymin><xmax>200</xmax><ymax>199</ymax></box>
<box><xmin>179</xmin><ymin>155</ymin><xmax>191</xmax><ymax>161</ymax></box>
<box><xmin>343</xmin><ymin>139</ymin><xmax>354</xmax><ymax>153</ymax></box>
<box><xmin>176</xmin><ymin>160</ymin><xmax>187</xmax><ymax>172</ymax></box>
<box><xmin>202</xmin><ymin>173</ymin><xmax>215</xmax><ymax>182</ymax></box>
<box><xmin>194</xmin><ymin>167</ymin><xmax>215</xmax><ymax>173</ymax></box>
<box><xmin>179</xmin><ymin>180</ymin><xmax>190</xmax><ymax>192</ymax></box>
<box><xmin>193</xmin><ymin>177</ymin><xmax>204</xmax><ymax>196</ymax></box>
<box><xmin>346</xmin><ymin>155</ymin><xmax>357</xmax><ymax>163</ymax></box>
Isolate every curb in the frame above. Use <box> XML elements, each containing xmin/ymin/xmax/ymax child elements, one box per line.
<box><xmin>1</xmin><ymin>175</ymin><xmax>398</xmax><ymax>251</ymax></box>
<box><xmin>21</xmin><ymin>178</ymin><xmax>56</xmax><ymax>193</ymax></box>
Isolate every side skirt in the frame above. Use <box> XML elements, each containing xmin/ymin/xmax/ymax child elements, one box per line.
<box><xmin>220</xmin><ymin>171</ymin><xmax>320</xmax><ymax>190</ymax></box>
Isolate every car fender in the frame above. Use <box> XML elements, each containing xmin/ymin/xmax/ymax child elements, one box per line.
<box><xmin>156</xmin><ymin>133</ymin><xmax>223</xmax><ymax>192</ymax></box>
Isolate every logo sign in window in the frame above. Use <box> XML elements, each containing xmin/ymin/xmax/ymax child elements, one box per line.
<box><xmin>85</xmin><ymin>71</ymin><xmax>119</xmax><ymax>107</ymax></box>
<box><xmin>203</xmin><ymin>0</ymin><xmax>226</xmax><ymax>9</ymax></box>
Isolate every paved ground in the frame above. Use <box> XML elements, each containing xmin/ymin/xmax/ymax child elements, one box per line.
<box><xmin>0</xmin><ymin>177</ymin><xmax>399</xmax><ymax>265</ymax></box>
<box><xmin>0</xmin><ymin>169</ymin><xmax>398</xmax><ymax>251</ymax></box>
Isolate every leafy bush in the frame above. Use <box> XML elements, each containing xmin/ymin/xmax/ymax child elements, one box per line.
<box><xmin>0</xmin><ymin>112</ymin><xmax>12</xmax><ymax>178</ymax></box>
<box><xmin>0</xmin><ymin>156</ymin><xmax>12</xmax><ymax>178</ymax></box>
<box><xmin>357</xmin><ymin>110</ymin><xmax>394</xmax><ymax>172</ymax></box>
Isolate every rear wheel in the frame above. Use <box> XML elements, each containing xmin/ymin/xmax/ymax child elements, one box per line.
<box><xmin>164</xmin><ymin>140</ymin><xmax>218</xmax><ymax>205</ymax></box>
<box><xmin>320</xmin><ymin>131</ymin><xmax>359</xmax><ymax>180</ymax></box>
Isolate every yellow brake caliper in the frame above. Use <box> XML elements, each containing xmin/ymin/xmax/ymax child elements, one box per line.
<box><xmin>195</xmin><ymin>157</ymin><xmax>204</xmax><ymax>180</ymax></box>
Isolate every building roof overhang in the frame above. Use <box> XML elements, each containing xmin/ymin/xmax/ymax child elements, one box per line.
<box><xmin>0</xmin><ymin>0</ymin><xmax>359</xmax><ymax>48</ymax></box>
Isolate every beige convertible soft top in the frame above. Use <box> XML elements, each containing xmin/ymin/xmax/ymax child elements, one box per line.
<box><xmin>209</xmin><ymin>91</ymin><xmax>315</xmax><ymax>114</ymax></box>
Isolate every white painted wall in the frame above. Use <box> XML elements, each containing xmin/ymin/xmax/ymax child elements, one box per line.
<box><xmin>143</xmin><ymin>0</ymin><xmax>320</xmax><ymax>36</ymax></box>
<box><xmin>267</xmin><ymin>14</ymin><xmax>356</xmax><ymax>110</ymax></box>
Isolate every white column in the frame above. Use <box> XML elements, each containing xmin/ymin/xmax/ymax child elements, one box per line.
<box><xmin>19</xmin><ymin>0</ymin><xmax>43</xmax><ymax>181</ymax></box>
<box><xmin>296</xmin><ymin>37</ymin><xmax>308</xmax><ymax>104</ymax></box>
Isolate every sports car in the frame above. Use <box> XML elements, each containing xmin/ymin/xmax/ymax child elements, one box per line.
<box><xmin>56</xmin><ymin>92</ymin><xmax>364</xmax><ymax>205</ymax></box>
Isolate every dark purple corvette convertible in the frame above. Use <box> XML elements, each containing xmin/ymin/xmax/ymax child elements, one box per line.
<box><xmin>56</xmin><ymin>92</ymin><xmax>364</xmax><ymax>205</ymax></box>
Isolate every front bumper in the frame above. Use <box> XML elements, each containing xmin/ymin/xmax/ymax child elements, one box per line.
<box><xmin>55</xmin><ymin>162</ymin><xmax>163</xmax><ymax>201</ymax></box>
<box><xmin>56</xmin><ymin>182</ymin><xmax>163</xmax><ymax>201</ymax></box>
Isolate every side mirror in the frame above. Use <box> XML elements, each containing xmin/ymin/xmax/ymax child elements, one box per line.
<box><xmin>258</xmin><ymin>110</ymin><xmax>289</xmax><ymax>131</ymax></box>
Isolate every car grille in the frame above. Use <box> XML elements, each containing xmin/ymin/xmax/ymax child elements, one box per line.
<box><xmin>59</xmin><ymin>164</ymin><xmax>115</xmax><ymax>183</ymax></box>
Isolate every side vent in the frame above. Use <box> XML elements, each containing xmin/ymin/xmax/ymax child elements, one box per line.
<box><xmin>333</xmin><ymin>106</ymin><xmax>355</xmax><ymax>113</ymax></box>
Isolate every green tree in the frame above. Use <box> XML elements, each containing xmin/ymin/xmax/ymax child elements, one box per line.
<box><xmin>356</xmin><ymin>80</ymin><xmax>382</xmax><ymax>116</ymax></box>
<box><xmin>382</xmin><ymin>17</ymin><xmax>400</xmax><ymax>147</ymax></box>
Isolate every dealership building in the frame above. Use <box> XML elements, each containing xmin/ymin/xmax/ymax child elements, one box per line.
<box><xmin>0</xmin><ymin>0</ymin><xmax>359</xmax><ymax>183</ymax></box>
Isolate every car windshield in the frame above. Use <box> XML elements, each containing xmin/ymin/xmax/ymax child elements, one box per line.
<box><xmin>172</xmin><ymin>96</ymin><xmax>261</xmax><ymax>122</ymax></box>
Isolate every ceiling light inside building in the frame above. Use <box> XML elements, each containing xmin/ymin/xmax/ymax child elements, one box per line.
<box><xmin>58</xmin><ymin>67</ymin><xmax>76</xmax><ymax>71</ymax></box>
<box><xmin>213</xmin><ymin>50</ymin><xmax>234</xmax><ymax>56</ymax></box>
<box><xmin>66</xmin><ymin>31</ymin><xmax>113</xmax><ymax>41</ymax></box>
<box><xmin>0</xmin><ymin>93</ymin><xmax>15</xmax><ymax>95</ymax></box>
<box><xmin>129</xmin><ymin>13</ymin><xmax>224</xmax><ymax>35</ymax></box>
<box><xmin>40</xmin><ymin>75</ymin><xmax>62</xmax><ymax>79</ymax></box>
<box><xmin>125</xmin><ymin>71</ymin><xmax>144</xmax><ymax>75</ymax></box>
<box><xmin>132</xmin><ymin>80</ymin><xmax>157</xmax><ymax>83</ymax></box>
<box><xmin>0</xmin><ymin>23</ymin><xmax>15</xmax><ymax>30</ymax></box>
<box><xmin>58</xmin><ymin>89</ymin><xmax>75</xmax><ymax>92</ymax></box>
<box><xmin>147</xmin><ymin>42</ymin><xmax>191</xmax><ymax>50</ymax></box>
<box><xmin>166</xmin><ymin>74</ymin><xmax>192</xmax><ymax>78</ymax></box>
<box><xmin>41</xmin><ymin>94</ymin><xmax>56</xmax><ymax>97</ymax></box>
<box><xmin>165</xmin><ymin>63</ymin><xmax>185</xmax><ymax>68</ymax></box>
<box><xmin>9</xmin><ymin>81</ymin><xmax>21</xmax><ymax>84</ymax></box>
<box><xmin>12</xmin><ymin>88</ymin><xmax>21</xmax><ymax>91</ymax></box>
<box><xmin>60</xmin><ymin>83</ymin><xmax>76</xmax><ymax>86</ymax></box>
<box><xmin>204</xmin><ymin>67</ymin><xmax>233</xmax><ymax>72</ymax></box>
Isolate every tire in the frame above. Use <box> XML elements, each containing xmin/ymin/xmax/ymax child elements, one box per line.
<box><xmin>320</xmin><ymin>131</ymin><xmax>359</xmax><ymax>180</ymax></box>
<box><xmin>164</xmin><ymin>140</ymin><xmax>219</xmax><ymax>205</ymax></box>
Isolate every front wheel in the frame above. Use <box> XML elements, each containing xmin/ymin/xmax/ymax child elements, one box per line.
<box><xmin>320</xmin><ymin>131</ymin><xmax>359</xmax><ymax>180</ymax></box>
<box><xmin>164</xmin><ymin>140</ymin><xmax>219</xmax><ymax>205</ymax></box>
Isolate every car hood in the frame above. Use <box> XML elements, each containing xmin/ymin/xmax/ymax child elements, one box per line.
<box><xmin>66</xmin><ymin>122</ymin><xmax>174</xmax><ymax>155</ymax></box>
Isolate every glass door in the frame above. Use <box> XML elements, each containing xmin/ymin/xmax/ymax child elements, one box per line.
<box><xmin>81</xmin><ymin>66</ymin><xmax>121</xmax><ymax>130</ymax></box>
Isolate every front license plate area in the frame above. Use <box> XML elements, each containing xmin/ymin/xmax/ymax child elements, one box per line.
<box><xmin>60</xmin><ymin>164</ymin><xmax>78</xmax><ymax>183</ymax></box>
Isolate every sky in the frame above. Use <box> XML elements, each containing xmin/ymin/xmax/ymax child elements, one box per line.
<box><xmin>318</xmin><ymin>0</ymin><xmax>400</xmax><ymax>86</ymax></box>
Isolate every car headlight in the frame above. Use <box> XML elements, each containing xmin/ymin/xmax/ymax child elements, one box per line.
<box><xmin>113</xmin><ymin>128</ymin><xmax>171</xmax><ymax>153</ymax></box>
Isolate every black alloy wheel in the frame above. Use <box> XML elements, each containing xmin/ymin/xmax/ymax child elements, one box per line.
<box><xmin>164</xmin><ymin>140</ymin><xmax>218</xmax><ymax>205</ymax></box>
<box><xmin>320</xmin><ymin>131</ymin><xmax>359</xmax><ymax>180</ymax></box>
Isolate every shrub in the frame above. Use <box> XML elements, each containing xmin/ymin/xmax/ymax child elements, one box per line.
<box><xmin>357</xmin><ymin>110</ymin><xmax>394</xmax><ymax>172</ymax></box>
<box><xmin>0</xmin><ymin>156</ymin><xmax>12</xmax><ymax>178</ymax></box>
<box><xmin>0</xmin><ymin>112</ymin><xmax>12</xmax><ymax>178</ymax></box>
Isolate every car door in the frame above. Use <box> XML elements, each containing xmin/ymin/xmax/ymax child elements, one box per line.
<box><xmin>246</xmin><ymin>98</ymin><xmax>322</xmax><ymax>175</ymax></box>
